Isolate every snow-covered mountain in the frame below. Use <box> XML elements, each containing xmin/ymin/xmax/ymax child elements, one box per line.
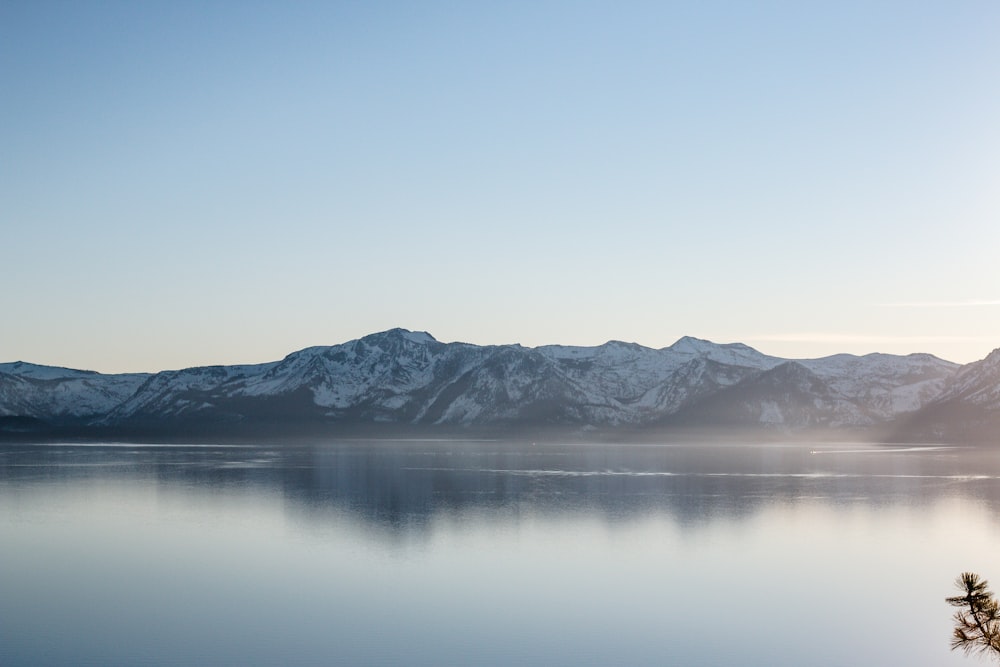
<box><xmin>0</xmin><ymin>328</ymin><xmax>986</xmax><ymax>440</ymax></box>
<box><xmin>87</xmin><ymin>329</ymin><xmax>788</xmax><ymax>430</ymax></box>
<box><xmin>891</xmin><ymin>348</ymin><xmax>1000</xmax><ymax>442</ymax></box>
<box><xmin>669</xmin><ymin>352</ymin><xmax>957</xmax><ymax>431</ymax></box>
<box><xmin>0</xmin><ymin>362</ymin><xmax>149</xmax><ymax>427</ymax></box>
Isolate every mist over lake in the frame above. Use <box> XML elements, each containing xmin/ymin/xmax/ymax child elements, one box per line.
<box><xmin>1</xmin><ymin>440</ymin><xmax>997</xmax><ymax>666</ymax></box>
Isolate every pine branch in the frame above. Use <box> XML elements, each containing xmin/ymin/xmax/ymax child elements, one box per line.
<box><xmin>948</xmin><ymin>572</ymin><xmax>1000</xmax><ymax>658</ymax></box>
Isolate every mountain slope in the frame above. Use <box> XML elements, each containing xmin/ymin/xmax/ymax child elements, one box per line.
<box><xmin>0</xmin><ymin>329</ymin><xmax>980</xmax><ymax>440</ymax></box>
<box><xmin>667</xmin><ymin>352</ymin><xmax>958</xmax><ymax>431</ymax></box>
<box><xmin>891</xmin><ymin>348</ymin><xmax>1000</xmax><ymax>442</ymax></box>
<box><xmin>0</xmin><ymin>362</ymin><xmax>149</xmax><ymax>426</ymax></box>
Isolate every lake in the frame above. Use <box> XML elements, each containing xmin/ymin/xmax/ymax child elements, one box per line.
<box><xmin>2</xmin><ymin>440</ymin><xmax>999</xmax><ymax>666</ymax></box>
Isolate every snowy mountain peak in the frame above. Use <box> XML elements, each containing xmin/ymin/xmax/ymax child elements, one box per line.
<box><xmin>935</xmin><ymin>347</ymin><xmax>1000</xmax><ymax>405</ymax></box>
<box><xmin>602</xmin><ymin>340</ymin><xmax>643</xmax><ymax>349</ymax></box>
<box><xmin>667</xmin><ymin>336</ymin><xmax>760</xmax><ymax>356</ymax></box>
<box><xmin>669</xmin><ymin>336</ymin><xmax>717</xmax><ymax>353</ymax></box>
<box><xmin>905</xmin><ymin>352</ymin><xmax>950</xmax><ymax>363</ymax></box>
<box><xmin>402</xmin><ymin>330</ymin><xmax>437</xmax><ymax>344</ymax></box>
<box><xmin>0</xmin><ymin>361</ymin><xmax>100</xmax><ymax>380</ymax></box>
<box><xmin>362</xmin><ymin>328</ymin><xmax>437</xmax><ymax>345</ymax></box>
<box><xmin>981</xmin><ymin>348</ymin><xmax>1000</xmax><ymax>366</ymax></box>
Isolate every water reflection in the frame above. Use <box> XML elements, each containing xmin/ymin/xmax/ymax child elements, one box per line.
<box><xmin>3</xmin><ymin>440</ymin><xmax>999</xmax><ymax>537</ymax></box>
<box><xmin>2</xmin><ymin>441</ymin><xmax>999</xmax><ymax>667</ymax></box>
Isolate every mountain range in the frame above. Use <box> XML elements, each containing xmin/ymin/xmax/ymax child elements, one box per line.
<box><xmin>2</xmin><ymin>328</ymin><xmax>998</xmax><ymax>443</ymax></box>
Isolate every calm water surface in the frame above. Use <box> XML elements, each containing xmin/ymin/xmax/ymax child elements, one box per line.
<box><xmin>2</xmin><ymin>440</ymin><xmax>1000</xmax><ymax>666</ymax></box>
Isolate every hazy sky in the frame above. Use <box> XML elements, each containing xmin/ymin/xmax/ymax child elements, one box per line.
<box><xmin>3</xmin><ymin>1</ymin><xmax>999</xmax><ymax>373</ymax></box>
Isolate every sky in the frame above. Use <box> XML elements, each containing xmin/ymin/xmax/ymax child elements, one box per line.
<box><xmin>2</xmin><ymin>1</ymin><xmax>999</xmax><ymax>373</ymax></box>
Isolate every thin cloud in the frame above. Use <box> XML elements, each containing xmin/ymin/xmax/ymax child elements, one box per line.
<box><xmin>878</xmin><ymin>299</ymin><xmax>1000</xmax><ymax>308</ymax></box>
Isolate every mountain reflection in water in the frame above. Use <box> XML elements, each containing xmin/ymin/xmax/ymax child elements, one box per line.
<box><xmin>2</xmin><ymin>440</ymin><xmax>997</xmax><ymax>534</ymax></box>
<box><xmin>2</xmin><ymin>440</ymin><xmax>999</xmax><ymax>667</ymax></box>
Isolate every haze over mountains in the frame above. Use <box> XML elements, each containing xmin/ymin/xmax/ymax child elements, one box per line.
<box><xmin>2</xmin><ymin>328</ymin><xmax>998</xmax><ymax>443</ymax></box>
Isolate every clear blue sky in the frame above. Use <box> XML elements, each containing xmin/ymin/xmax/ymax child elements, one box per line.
<box><xmin>3</xmin><ymin>1</ymin><xmax>999</xmax><ymax>372</ymax></box>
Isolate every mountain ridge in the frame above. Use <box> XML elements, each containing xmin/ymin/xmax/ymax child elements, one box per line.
<box><xmin>2</xmin><ymin>328</ymin><xmax>995</xmax><ymax>443</ymax></box>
